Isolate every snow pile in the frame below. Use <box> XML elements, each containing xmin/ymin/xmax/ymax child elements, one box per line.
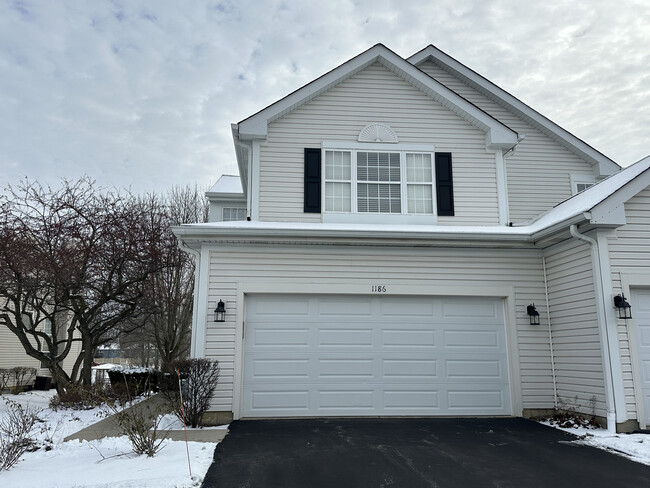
<box><xmin>541</xmin><ymin>421</ymin><xmax>650</xmax><ymax>465</ymax></box>
<box><xmin>0</xmin><ymin>391</ymin><xmax>218</xmax><ymax>487</ymax></box>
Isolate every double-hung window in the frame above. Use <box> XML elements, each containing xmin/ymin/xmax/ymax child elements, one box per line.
<box><xmin>324</xmin><ymin>147</ymin><xmax>435</xmax><ymax>216</ymax></box>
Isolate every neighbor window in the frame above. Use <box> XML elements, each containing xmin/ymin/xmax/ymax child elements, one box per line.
<box><xmin>324</xmin><ymin>150</ymin><xmax>434</xmax><ymax>215</ymax></box>
<box><xmin>222</xmin><ymin>207</ymin><xmax>247</xmax><ymax>221</ymax></box>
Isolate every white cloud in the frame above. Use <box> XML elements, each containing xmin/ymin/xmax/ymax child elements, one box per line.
<box><xmin>0</xmin><ymin>0</ymin><xmax>648</xmax><ymax>194</ymax></box>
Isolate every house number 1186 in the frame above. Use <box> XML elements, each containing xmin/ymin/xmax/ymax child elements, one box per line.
<box><xmin>371</xmin><ymin>285</ymin><xmax>387</xmax><ymax>293</ymax></box>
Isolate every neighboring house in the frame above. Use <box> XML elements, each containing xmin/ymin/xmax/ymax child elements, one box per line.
<box><xmin>173</xmin><ymin>44</ymin><xmax>650</xmax><ymax>432</ymax></box>
<box><xmin>0</xmin><ymin>316</ymin><xmax>81</xmax><ymax>389</ymax></box>
<box><xmin>206</xmin><ymin>175</ymin><xmax>247</xmax><ymax>222</ymax></box>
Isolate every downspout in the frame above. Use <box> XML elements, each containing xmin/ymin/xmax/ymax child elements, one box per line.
<box><xmin>542</xmin><ymin>256</ymin><xmax>558</xmax><ymax>408</ymax></box>
<box><xmin>569</xmin><ymin>225</ymin><xmax>617</xmax><ymax>433</ymax></box>
<box><xmin>178</xmin><ymin>239</ymin><xmax>201</xmax><ymax>358</ymax></box>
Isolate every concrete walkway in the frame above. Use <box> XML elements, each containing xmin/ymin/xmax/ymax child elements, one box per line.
<box><xmin>64</xmin><ymin>394</ymin><xmax>228</xmax><ymax>443</ymax></box>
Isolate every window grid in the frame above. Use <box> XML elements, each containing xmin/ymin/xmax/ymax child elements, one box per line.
<box><xmin>222</xmin><ymin>207</ymin><xmax>247</xmax><ymax>221</ymax></box>
<box><xmin>323</xmin><ymin>149</ymin><xmax>436</xmax><ymax>215</ymax></box>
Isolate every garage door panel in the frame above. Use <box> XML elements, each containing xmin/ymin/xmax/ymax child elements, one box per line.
<box><xmin>318</xmin><ymin>298</ymin><xmax>373</xmax><ymax>316</ymax></box>
<box><xmin>380</xmin><ymin>298</ymin><xmax>435</xmax><ymax>317</ymax></box>
<box><xmin>442</xmin><ymin>299</ymin><xmax>500</xmax><ymax>320</ymax></box>
<box><xmin>383</xmin><ymin>390</ymin><xmax>439</xmax><ymax>409</ymax></box>
<box><xmin>252</xmin><ymin>328</ymin><xmax>310</xmax><ymax>347</ymax></box>
<box><xmin>243</xmin><ymin>294</ymin><xmax>511</xmax><ymax>417</ymax></box>
<box><xmin>382</xmin><ymin>359</ymin><xmax>438</xmax><ymax>378</ymax></box>
<box><xmin>443</xmin><ymin>330</ymin><xmax>501</xmax><ymax>349</ymax></box>
<box><xmin>445</xmin><ymin>359</ymin><xmax>504</xmax><ymax>379</ymax></box>
<box><xmin>447</xmin><ymin>389</ymin><xmax>507</xmax><ymax>410</ymax></box>
<box><xmin>382</xmin><ymin>329</ymin><xmax>436</xmax><ymax>347</ymax></box>
<box><xmin>318</xmin><ymin>328</ymin><xmax>373</xmax><ymax>346</ymax></box>
<box><xmin>632</xmin><ymin>289</ymin><xmax>650</xmax><ymax>426</ymax></box>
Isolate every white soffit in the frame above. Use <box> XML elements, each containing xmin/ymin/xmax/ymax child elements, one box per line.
<box><xmin>235</xmin><ymin>44</ymin><xmax>518</xmax><ymax>150</ymax></box>
<box><xmin>408</xmin><ymin>45</ymin><xmax>620</xmax><ymax>177</ymax></box>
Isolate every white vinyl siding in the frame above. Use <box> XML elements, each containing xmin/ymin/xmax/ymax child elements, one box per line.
<box><xmin>259</xmin><ymin>62</ymin><xmax>500</xmax><ymax>225</ymax></box>
<box><xmin>418</xmin><ymin>60</ymin><xmax>596</xmax><ymax>223</ymax></box>
<box><xmin>543</xmin><ymin>238</ymin><xmax>607</xmax><ymax>418</ymax></box>
<box><xmin>202</xmin><ymin>244</ymin><xmax>552</xmax><ymax>415</ymax></box>
<box><xmin>607</xmin><ymin>186</ymin><xmax>650</xmax><ymax>419</ymax></box>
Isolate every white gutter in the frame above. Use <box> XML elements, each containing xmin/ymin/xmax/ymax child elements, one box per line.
<box><xmin>178</xmin><ymin>239</ymin><xmax>202</xmax><ymax>358</ymax></box>
<box><xmin>569</xmin><ymin>225</ymin><xmax>617</xmax><ymax>433</ymax></box>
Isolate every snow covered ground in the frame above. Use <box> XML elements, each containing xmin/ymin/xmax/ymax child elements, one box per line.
<box><xmin>0</xmin><ymin>390</ymin><xmax>218</xmax><ymax>488</ymax></box>
<box><xmin>541</xmin><ymin>420</ymin><xmax>650</xmax><ymax>465</ymax></box>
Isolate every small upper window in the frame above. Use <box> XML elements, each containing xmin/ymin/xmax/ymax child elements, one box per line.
<box><xmin>222</xmin><ymin>208</ymin><xmax>247</xmax><ymax>221</ymax></box>
<box><xmin>571</xmin><ymin>174</ymin><xmax>596</xmax><ymax>195</ymax></box>
<box><xmin>575</xmin><ymin>183</ymin><xmax>593</xmax><ymax>193</ymax></box>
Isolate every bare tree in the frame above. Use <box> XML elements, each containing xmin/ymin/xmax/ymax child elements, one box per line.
<box><xmin>133</xmin><ymin>185</ymin><xmax>208</xmax><ymax>370</ymax></box>
<box><xmin>0</xmin><ymin>177</ymin><xmax>168</xmax><ymax>390</ymax></box>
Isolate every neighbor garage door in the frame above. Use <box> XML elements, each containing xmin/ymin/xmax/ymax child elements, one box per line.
<box><xmin>242</xmin><ymin>294</ymin><xmax>511</xmax><ymax>417</ymax></box>
<box><xmin>632</xmin><ymin>288</ymin><xmax>650</xmax><ymax>427</ymax></box>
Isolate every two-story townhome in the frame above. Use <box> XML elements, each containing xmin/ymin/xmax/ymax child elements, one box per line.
<box><xmin>174</xmin><ymin>44</ymin><xmax>650</xmax><ymax>432</ymax></box>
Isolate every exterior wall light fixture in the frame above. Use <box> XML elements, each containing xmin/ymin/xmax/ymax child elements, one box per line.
<box><xmin>614</xmin><ymin>294</ymin><xmax>632</xmax><ymax>320</ymax></box>
<box><xmin>527</xmin><ymin>304</ymin><xmax>540</xmax><ymax>325</ymax></box>
<box><xmin>214</xmin><ymin>299</ymin><xmax>226</xmax><ymax>322</ymax></box>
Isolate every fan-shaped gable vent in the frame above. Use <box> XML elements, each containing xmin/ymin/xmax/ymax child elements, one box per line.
<box><xmin>358</xmin><ymin>123</ymin><xmax>398</xmax><ymax>143</ymax></box>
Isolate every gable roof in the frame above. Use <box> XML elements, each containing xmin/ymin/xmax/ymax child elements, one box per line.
<box><xmin>526</xmin><ymin>154</ymin><xmax>650</xmax><ymax>237</ymax></box>
<box><xmin>408</xmin><ymin>45</ymin><xmax>620</xmax><ymax>178</ymax></box>
<box><xmin>207</xmin><ymin>175</ymin><xmax>243</xmax><ymax>195</ymax></box>
<box><xmin>234</xmin><ymin>44</ymin><xmax>518</xmax><ymax>151</ymax></box>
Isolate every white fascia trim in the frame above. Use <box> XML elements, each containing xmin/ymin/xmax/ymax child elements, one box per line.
<box><xmin>408</xmin><ymin>46</ymin><xmax>619</xmax><ymax>176</ymax></box>
<box><xmin>590</xmin><ymin>165</ymin><xmax>650</xmax><ymax>224</ymax></box>
<box><xmin>237</xmin><ymin>44</ymin><xmax>518</xmax><ymax>150</ymax></box>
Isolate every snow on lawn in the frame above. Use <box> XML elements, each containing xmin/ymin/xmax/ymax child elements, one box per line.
<box><xmin>0</xmin><ymin>390</ymin><xmax>218</xmax><ymax>488</ymax></box>
<box><xmin>541</xmin><ymin>420</ymin><xmax>650</xmax><ymax>466</ymax></box>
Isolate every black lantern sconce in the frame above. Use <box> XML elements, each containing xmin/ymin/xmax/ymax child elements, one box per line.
<box><xmin>614</xmin><ymin>294</ymin><xmax>632</xmax><ymax>320</ymax></box>
<box><xmin>527</xmin><ymin>304</ymin><xmax>540</xmax><ymax>326</ymax></box>
<box><xmin>214</xmin><ymin>299</ymin><xmax>226</xmax><ymax>322</ymax></box>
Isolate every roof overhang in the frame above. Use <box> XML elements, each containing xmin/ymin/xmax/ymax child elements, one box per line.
<box><xmin>408</xmin><ymin>45</ymin><xmax>621</xmax><ymax>178</ymax></box>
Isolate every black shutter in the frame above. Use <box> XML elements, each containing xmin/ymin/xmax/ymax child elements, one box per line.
<box><xmin>304</xmin><ymin>148</ymin><xmax>321</xmax><ymax>213</ymax></box>
<box><xmin>435</xmin><ymin>152</ymin><xmax>454</xmax><ymax>216</ymax></box>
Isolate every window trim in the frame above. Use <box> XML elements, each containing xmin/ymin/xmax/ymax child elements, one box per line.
<box><xmin>321</xmin><ymin>142</ymin><xmax>437</xmax><ymax>223</ymax></box>
<box><xmin>570</xmin><ymin>173</ymin><xmax>596</xmax><ymax>195</ymax></box>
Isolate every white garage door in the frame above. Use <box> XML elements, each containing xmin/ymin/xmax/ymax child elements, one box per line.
<box><xmin>632</xmin><ymin>288</ymin><xmax>650</xmax><ymax>427</ymax></box>
<box><xmin>242</xmin><ymin>294</ymin><xmax>512</xmax><ymax>417</ymax></box>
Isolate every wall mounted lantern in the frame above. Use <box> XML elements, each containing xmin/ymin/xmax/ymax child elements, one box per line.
<box><xmin>214</xmin><ymin>300</ymin><xmax>226</xmax><ymax>322</ymax></box>
<box><xmin>527</xmin><ymin>304</ymin><xmax>540</xmax><ymax>325</ymax></box>
<box><xmin>614</xmin><ymin>294</ymin><xmax>632</xmax><ymax>320</ymax></box>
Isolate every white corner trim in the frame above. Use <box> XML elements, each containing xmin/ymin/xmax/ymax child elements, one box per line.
<box><xmin>251</xmin><ymin>140</ymin><xmax>261</xmax><ymax>221</ymax></box>
<box><xmin>495</xmin><ymin>150</ymin><xmax>510</xmax><ymax>225</ymax></box>
<box><xmin>193</xmin><ymin>246</ymin><xmax>210</xmax><ymax>358</ymax></box>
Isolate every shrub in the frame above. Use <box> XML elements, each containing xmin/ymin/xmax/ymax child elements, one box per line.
<box><xmin>9</xmin><ymin>367</ymin><xmax>37</xmax><ymax>393</ymax></box>
<box><xmin>0</xmin><ymin>369</ymin><xmax>10</xmax><ymax>394</ymax></box>
<box><xmin>112</xmin><ymin>397</ymin><xmax>169</xmax><ymax>457</ymax></box>
<box><xmin>107</xmin><ymin>366</ymin><xmax>158</xmax><ymax>397</ymax></box>
<box><xmin>161</xmin><ymin>359</ymin><xmax>220</xmax><ymax>428</ymax></box>
<box><xmin>0</xmin><ymin>399</ymin><xmax>40</xmax><ymax>470</ymax></box>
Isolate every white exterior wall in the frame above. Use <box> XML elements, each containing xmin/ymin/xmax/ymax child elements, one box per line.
<box><xmin>259</xmin><ymin>62</ymin><xmax>501</xmax><ymax>225</ymax></box>
<box><xmin>543</xmin><ymin>238</ymin><xmax>607</xmax><ymax>417</ymax></box>
<box><xmin>608</xmin><ymin>186</ymin><xmax>650</xmax><ymax>419</ymax></box>
<box><xmin>199</xmin><ymin>243</ymin><xmax>555</xmax><ymax>415</ymax></box>
<box><xmin>418</xmin><ymin>61</ymin><xmax>595</xmax><ymax>223</ymax></box>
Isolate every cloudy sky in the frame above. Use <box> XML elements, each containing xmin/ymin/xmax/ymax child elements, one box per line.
<box><xmin>1</xmin><ymin>0</ymin><xmax>649</xmax><ymax>194</ymax></box>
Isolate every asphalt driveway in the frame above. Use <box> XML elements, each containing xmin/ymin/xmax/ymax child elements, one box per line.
<box><xmin>201</xmin><ymin>417</ymin><xmax>650</xmax><ymax>488</ymax></box>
